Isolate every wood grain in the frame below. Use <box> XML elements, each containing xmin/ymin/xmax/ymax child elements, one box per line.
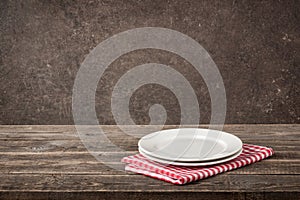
<box><xmin>0</xmin><ymin>174</ymin><xmax>299</xmax><ymax>192</ymax></box>
<box><xmin>0</xmin><ymin>125</ymin><xmax>299</xmax><ymax>200</ymax></box>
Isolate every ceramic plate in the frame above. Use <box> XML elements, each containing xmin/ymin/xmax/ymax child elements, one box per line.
<box><xmin>138</xmin><ymin>128</ymin><xmax>242</xmax><ymax>162</ymax></box>
<box><xmin>139</xmin><ymin>147</ymin><xmax>243</xmax><ymax>166</ymax></box>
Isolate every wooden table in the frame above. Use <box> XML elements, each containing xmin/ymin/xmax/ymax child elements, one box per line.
<box><xmin>0</xmin><ymin>125</ymin><xmax>299</xmax><ymax>199</ymax></box>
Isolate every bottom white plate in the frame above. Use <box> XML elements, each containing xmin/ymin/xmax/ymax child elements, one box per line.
<box><xmin>139</xmin><ymin>148</ymin><xmax>243</xmax><ymax>166</ymax></box>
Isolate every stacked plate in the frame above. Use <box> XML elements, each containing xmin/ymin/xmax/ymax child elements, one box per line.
<box><xmin>138</xmin><ymin>128</ymin><xmax>243</xmax><ymax>166</ymax></box>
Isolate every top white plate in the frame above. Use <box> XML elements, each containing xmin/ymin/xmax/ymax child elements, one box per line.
<box><xmin>138</xmin><ymin>128</ymin><xmax>243</xmax><ymax>162</ymax></box>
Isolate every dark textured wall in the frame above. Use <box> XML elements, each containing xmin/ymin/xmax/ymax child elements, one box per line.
<box><xmin>0</xmin><ymin>0</ymin><xmax>299</xmax><ymax>125</ymax></box>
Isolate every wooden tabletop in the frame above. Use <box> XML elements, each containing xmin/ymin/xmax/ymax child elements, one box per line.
<box><xmin>0</xmin><ymin>125</ymin><xmax>299</xmax><ymax>200</ymax></box>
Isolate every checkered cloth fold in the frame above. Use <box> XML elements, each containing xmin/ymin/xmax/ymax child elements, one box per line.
<box><xmin>121</xmin><ymin>144</ymin><xmax>274</xmax><ymax>185</ymax></box>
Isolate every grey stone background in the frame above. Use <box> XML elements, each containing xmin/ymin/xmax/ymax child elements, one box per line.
<box><xmin>0</xmin><ymin>0</ymin><xmax>299</xmax><ymax>125</ymax></box>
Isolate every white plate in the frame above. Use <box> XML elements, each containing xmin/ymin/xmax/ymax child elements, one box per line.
<box><xmin>139</xmin><ymin>147</ymin><xmax>243</xmax><ymax>166</ymax></box>
<box><xmin>138</xmin><ymin>128</ymin><xmax>243</xmax><ymax>162</ymax></box>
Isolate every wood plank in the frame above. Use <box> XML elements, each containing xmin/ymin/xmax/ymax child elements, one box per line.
<box><xmin>0</xmin><ymin>125</ymin><xmax>298</xmax><ymax>153</ymax></box>
<box><xmin>0</xmin><ymin>124</ymin><xmax>299</xmax><ymax>136</ymax></box>
<box><xmin>0</xmin><ymin>150</ymin><xmax>299</xmax><ymax>163</ymax></box>
<box><xmin>1</xmin><ymin>124</ymin><xmax>297</xmax><ymax>135</ymax></box>
<box><xmin>0</xmin><ymin>154</ymin><xmax>299</xmax><ymax>175</ymax></box>
<box><xmin>0</xmin><ymin>174</ymin><xmax>299</xmax><ymax>192</ymax></box>
<box><xmin>0</xmin><ymin>139</ymin><xmax>298</xmax><ymax>152</ymax></box>
<box><xmin>0</xmin><ymin>192</ymin><xmax>298</xmax><ymax>200</ymax></box>
<box><xmin>0</xmin><ymin>132</ymin><xmax>298</xmax><ymax>141</ymax></box>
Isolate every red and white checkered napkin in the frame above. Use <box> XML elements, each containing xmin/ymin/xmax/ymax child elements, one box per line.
<box><xmin>121</xmin><ymin>144</ymin><xmax>274</xmax><ymax>185</ymax></box>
